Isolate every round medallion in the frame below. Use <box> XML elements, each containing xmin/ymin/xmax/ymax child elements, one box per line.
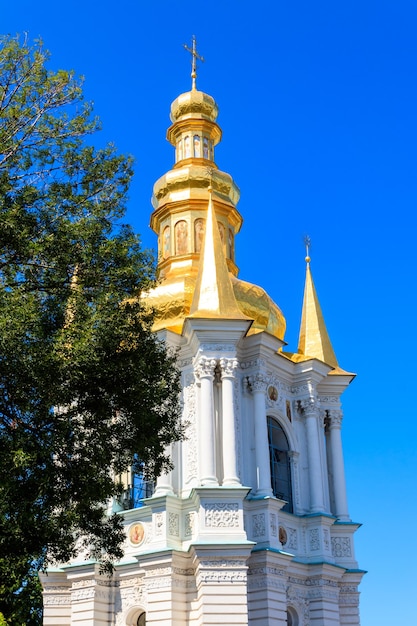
<box><xmin>279</xmin><ymin>525</ymin><xmax>287</xmax><ymax>546</ymax></box>
<box><xmin>129</xmin><ymin>522</ymin><xmax>145</xmax><ymax>546</ymax></box>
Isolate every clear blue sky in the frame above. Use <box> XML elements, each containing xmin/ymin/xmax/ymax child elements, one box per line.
<box><xmin>3</xmin><ymin>1</ymin><xmax>417</xmax><ymax>624</ymax></box>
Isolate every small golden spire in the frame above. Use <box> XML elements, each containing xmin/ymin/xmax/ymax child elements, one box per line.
<box><xmin>183</xmin><ymin>35</ymin><xmax>204</xmax><ymax>91</ymax></box>
<box><xmin>297</xmin><ymin>239</ymin><xmax>339</xmax><ymax>369</ymax></box>
<box><xmin>188</xmin><ymin>176</ymin><xmax>248</xmax><ymax>321</ymax></box>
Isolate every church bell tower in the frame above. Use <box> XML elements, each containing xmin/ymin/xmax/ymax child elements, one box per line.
<box><xmin>41</xmin><ymin>38</ymin><xmax>364</xmax><ymax>626</ymax></box>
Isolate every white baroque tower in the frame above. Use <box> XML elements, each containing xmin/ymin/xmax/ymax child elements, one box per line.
<box><xmin>41</xmin><ymin>47</ymin><xmax>364</xmax><ymax>626</ymax></box>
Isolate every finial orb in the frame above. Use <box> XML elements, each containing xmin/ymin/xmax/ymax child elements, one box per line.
<box><xmin>305</xmin><ymin>255</ymin><xmax>311</xmax><ymax>263</ymax></box>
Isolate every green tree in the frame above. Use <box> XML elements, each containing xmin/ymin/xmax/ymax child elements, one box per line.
<box><xmin>0</xmin><ymin>35</ymin><xmax>182</xmax><ymax>624</ymax></box>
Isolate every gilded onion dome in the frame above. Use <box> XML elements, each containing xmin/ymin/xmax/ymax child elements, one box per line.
<box><xmin>145</xmin><ymin>64</ymin><xmax>286</xmax><ymax>340</ymax></box>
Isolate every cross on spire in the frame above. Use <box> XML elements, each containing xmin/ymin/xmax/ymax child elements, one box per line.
<box><xmin>183</xmin><ymin>35</ymin><xmax>204</xmax><ymax>90</ymax></box>
<box><xmin>304</xmin><ymin>235</ymin><xmax>311</xmax><ymax>264</ymax></box>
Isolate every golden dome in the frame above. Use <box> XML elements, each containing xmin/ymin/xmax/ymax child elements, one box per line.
<box><xmin>170</xmin><ymin>89</ymin><xmax>219</xmax><ymax>124</ymax></box>
<box><xmin>145</xmin><ymin>272</ymin><xmax>286</xmax><ymax>341</ymax></box>
<box><xmin>144</xmin><ymin>82</ymin><xmax>287</xmax><ymax>342</ymax></box>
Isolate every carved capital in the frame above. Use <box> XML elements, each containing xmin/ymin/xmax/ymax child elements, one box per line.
<box><xmin>219</xmin><ymin>357</ymin><xmax>239</xmax><ymax>379</ymax></box>
<box><xmin>195</xmin><ymin>357</ymin><xmax>217</xmax><ymax>380</ymax></box>
<box><xmin>298</xmin><ymin>397</ymin><xmax>317</xmax><ymax>415</ymax></box>
<box><xmin>328</xmin><ymin>409</ymin><xmax>343</xmax><ymax>428</ymax></box>
<box><xmin>249</xmin><ymin>373</ymin><xmax>269</xmax><ymax>394</ymax></box>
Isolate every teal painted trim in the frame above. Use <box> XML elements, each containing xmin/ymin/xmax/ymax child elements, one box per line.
<box><xmin>245</xmin><ymin>494</ymin><xmax>273</xmax><ymax>501</ymax></box>
<box><xmin>301</xmin><ymin>512</ymin><xmax>336</xmax><ymax>520</ymax></box>
<box><xmin>251</xmin><ymin>546</ymin><xmax>293</xmax><ymax>557</ymax></box>
<box><xmin>345</xmin><ymin>568</ymin><xmax>368</xmax><ymax>574</ymax></box>
<box><xmin>291</xmin><ymin>558</ymin><xmax>348</xmax><ymax>570</ymax></box>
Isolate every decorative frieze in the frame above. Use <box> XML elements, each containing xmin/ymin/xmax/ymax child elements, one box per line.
<box><xmin>240</xmin><ymin>358</ymin><xmax>266</xmax><ymax>370</ymax></box>
<box><xmin>205</xmin><ymin>502</ymin><xmax>239</xmax><ymax>527</ymax></box>
<box><xmin>200</xmin><ymin>343</ymin><xmax>235</xmax><ymax>353</ymax></box>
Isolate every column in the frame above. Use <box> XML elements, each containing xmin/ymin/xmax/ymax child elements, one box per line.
<box><xmin>300</xmin><ymin>398</ymin><xmax>325</xmax><ymax>513</ymax></box>
<box><xmin>251</xmin><ymin>374</ymin><xmax>273</xmax><ymax>497</ymax></box>
<box><xmin>328</xmin><ymin>409</ymin><xmax>350</xmax><ymax>521</ymax></box>
<box><xmin>196</xmin><ymin>357</ymin><xmax>218</xmax><ymax>486</ymax></box>
<box><xmin>220</xmin><ymin>357</ymin><xmax>240</xmax><ymax>486</ymax></box>
<box><xmin>154</xmin><ymin>444</ymin><xmax>174</xmax><ymax>496</ymax></box>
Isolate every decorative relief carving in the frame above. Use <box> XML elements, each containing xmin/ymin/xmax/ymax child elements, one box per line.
<box><xmin>43</xmin><ymin>595</ymin><xmax>71</xmax><ymax>606</ymax></box>
<box><xmin>197</xmin><ymin>570</ymin><xmax>246</xmax><ymax>583</ymax></box>
<box><xmin>233</xmin><ymin>377</ymin><xmax>242</xmax><ymax>479</ymax></box>
<box><xmin>146</xmin><ymin>566</ymin><xmax>172</xmax><ymax>578</ymax></box>
<box><xmin>240</xmin><ymin>358</ymin><xmax>266</xmax><ymax>370</ymax></box>
<box><xmin>331</xmin><ymin>536</ymin><xmax>352</xmax><ymax>557</ymax></box>
<box><xmin>288</xmin><ymin>451</ymin><xmax>301</xmax><ymax>508</ymax></box>
<box><xmin>328</xmin><ymin>409</ymin><xmax>343</xmax><ymax>427</ymax></box>
<box><xmin>270</xmin><ymin>513</ymin><xmax>277</xmax><ymax>537</ymax></box>
<box><xmin>72</xmin><ymin>579</ymin><xmax>94</xmax><ymax>589</ymax></box>
<box><xmin>195</xmin><ymin>357</ymin><xmax>217</xmax><ymax>379</ymax></box>
<box><xmin>318</xmin><ymin>395</ymin><xmax>340</xmax><ymax>404</ymax></box>
<box><xmin>71</xmin><ymin>587</ymin><xmax>112</xmax><ymax>601</ymax></box>
<box><xmin>205</xmin><ymin>502</ymin><xmax>239</xmax><ymax>527</ymax></box>
<box><xmin>252</xmin><ymin>513</ymin><xmax>266</xmax><ymax>537</ymax></box>
<box><xmin>200</xmin><ymin>343</ymin><xmax>235</xmax><ymax>353</ymax></box>
<box><xmin>287</xmin><ymin>527</ymin><xmax>298</xmax><ymax>550</ymax></box>
<box><xmin>115</xmin><ymin>579</ymin><xmax>147</xmax><ymax>626</ymax></box>
<box><xmin>185</xmin><ymin>511</ymin><xmax>195</xmax><ymax>537</ymax></box>
<box><xmin>168</xmin><ymin>512</ymin><xmax>179</xmax><ymax>537</ymax></box>
<box><xmin>299</xmin><ymin>397</ymin><xmax>317</xmax><ymax>413</ymax></box>
<box><xmin>179</xmin><ymin>357</ymin><xmax>193</xmax><ymax>368</ymax></box>
<box><xmin>219</xmin><ymin>357</ymin><xmax>238</xmax><ymax>378</ymax></box>
<box><xmin>249</xmin><ymin>373</ymin><xmax>269</xmax><ymax>394</ymax></box>
<box><xmin>287</xmin><ymin>585</ymin><xmax>310</xmax><ymax>626</ymax></box>
<box><xmin>340</xmin><ymin>584</ymin><xmax>358</xmax><ymax>594</ymax></box>
<box><xmin>184</xmin><ymin>379</ymin><xmax>197</xmax><ymax>483</ymax></box>
<box><xmin>309</xmin><ymin>528</ymin><xmax>320</xmax><ymax>551</ymax></box>
<box><xmin>291</xmin><ymin>383</ymin><xmax>311</xmax><ymax>395</ymax></box>
<box><xmin>155</xmin><ymin>512</ymin><xmax>164</xmax><ymax>537</ymax></box>
<box><xmin>323</xmin><ymin>528</ymin><xmax>330</xmax><ymax>551</ymax></box>
<box><xmin>200</xmin><ymin>558</ymin><xmax>246</xmax><ymax>568</ymax></box>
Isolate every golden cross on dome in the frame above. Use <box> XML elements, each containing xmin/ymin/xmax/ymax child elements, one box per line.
<box><xmin>183</xmin><ymin>35</ymin><xmax>204</xmax><ymax>90</ymax></box>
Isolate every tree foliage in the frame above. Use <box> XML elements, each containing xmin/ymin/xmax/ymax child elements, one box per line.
<box><xmin>0</xmin><ymin>35</ymin><xmax>182</xmax><ymax>623</ymax></box>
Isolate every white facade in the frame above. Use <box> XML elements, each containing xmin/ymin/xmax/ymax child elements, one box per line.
<box><xmin>42</xmin><ymin>321</ymin><xmax>363</xmax><ymax>625</ymax></box>
<box><xmin>41</xmin><ymin>79</ymin><xmax>364</xmax><ymax>625</ymax></box>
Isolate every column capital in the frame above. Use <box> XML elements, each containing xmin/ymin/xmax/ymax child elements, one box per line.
<box><xmin>219</xmin><ymin>357</ymin><xmax>239</xmax><ymax>379</ymax></box>
<box><xmin>328</xmin><ymin>409</ymin><xmax>343</xmax><ymax>428</ymax></box>
<box><xmin>248</xmin><ymin>373</ymin><xmax>269</xmax><ymax>394</ymax></box>
<box><xmin>298</xmin><ymin>397</ymin><xmax>318</xmax><ymax>415</ymax></box>
<box><xmin>195</xmin><ymin>357</ymin><xmax>217</xmax><ymax>380</ymax></box>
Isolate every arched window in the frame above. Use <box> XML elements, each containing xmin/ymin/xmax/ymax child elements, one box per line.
<box><xmin>137</xmin><ymin>613</ymin><xmax>146</xmax><ymax>626</ymax></box>
<box><xmin>286</xmin><ymin>606</ymin><xmax>299</xmax><ymax>626</ymax></box>
<box><xmin>267</xmin><ymin>417</ymin><xmax>293</xmax><ymax>513</ymax></box>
